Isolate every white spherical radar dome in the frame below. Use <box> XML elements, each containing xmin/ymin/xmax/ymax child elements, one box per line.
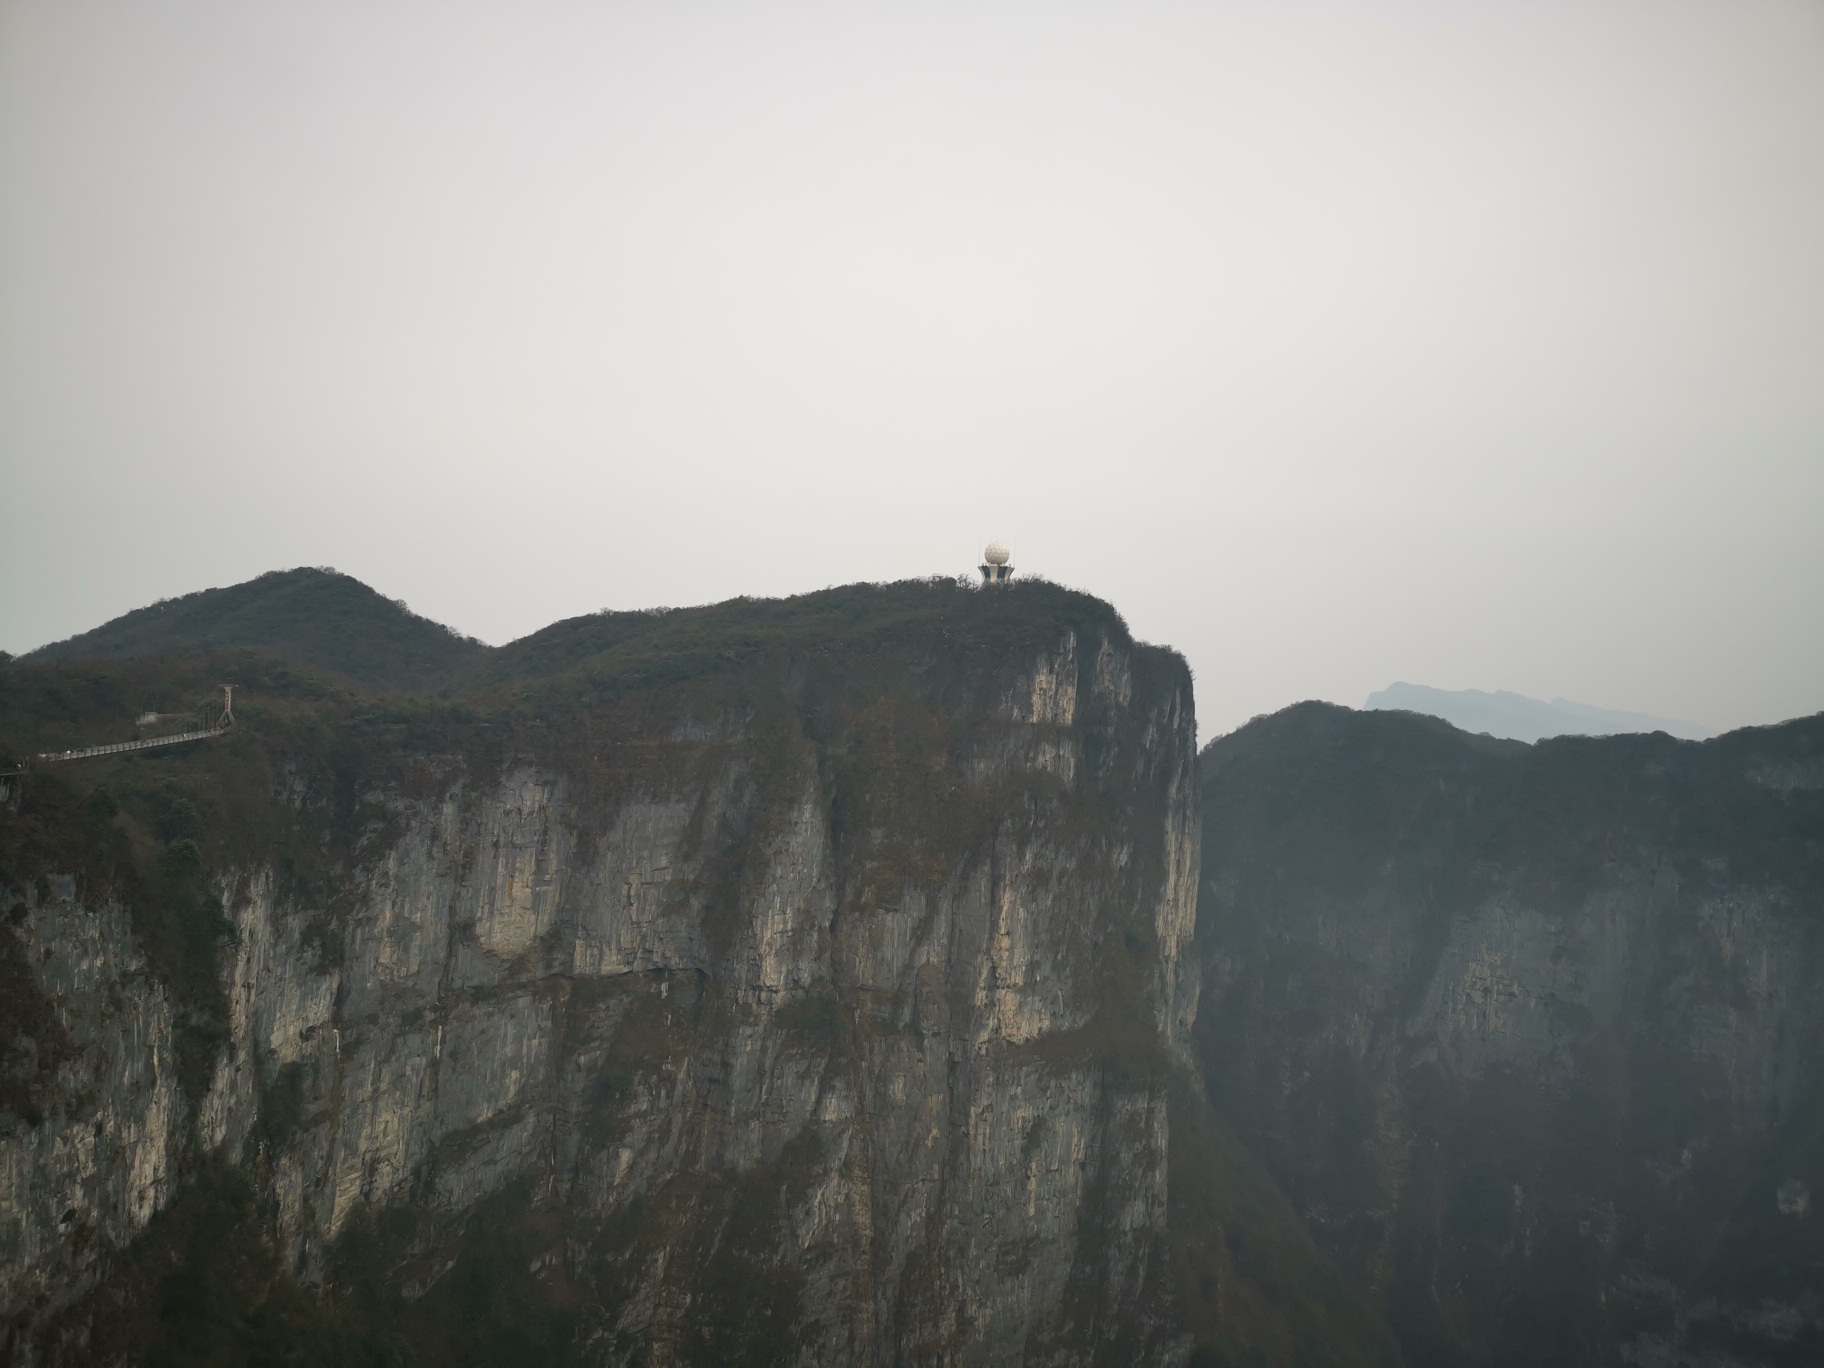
<box><xmin>983</xmin><ymin>541</ymin><xmax>1011</xmax><ymax>566</ymax></box>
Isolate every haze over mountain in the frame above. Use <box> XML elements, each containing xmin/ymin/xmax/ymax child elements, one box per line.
<box><xmin>5</xmin><ymin>1</ymin><xmax>1821</xmax><ymax>740</ymax></box>
<box><xmin>1366</xmin><ymin>681</ymin><xmax>1717</xmax><ymax>744</ymax></box>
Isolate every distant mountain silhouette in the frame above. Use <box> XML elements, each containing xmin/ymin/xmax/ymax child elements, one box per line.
<box><xmin>21</xmin><ymin>567</ymin><xmax>487</xmax><ymax>692</ymax></box>
<box><xmin>1365</xmin><ymin>681</ymin><xmax>1716</xmax><ymax>742</ymax></box>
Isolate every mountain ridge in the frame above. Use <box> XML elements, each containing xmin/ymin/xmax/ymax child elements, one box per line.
<box><xmin>20</xmin><ymin>568</ymin><xmax>488</xmax><ymax>694</ymax></box>
<box><xmin>6</xmin><ymin>571</ymin><xmax>1821</xmax><ymax>1365</ymax></box>
<box><xmin>1366</xmin><ymin>679</ymin><xmax>1717</xmax><ymax>742</ymax></box>
<box><xmin>1</xmin><ymin>572</ymin><xmax>1403</xmax><ymax>1366</ymax></box>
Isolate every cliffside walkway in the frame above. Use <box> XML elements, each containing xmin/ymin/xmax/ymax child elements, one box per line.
<box><xmin>34</xmin><ymin>686</ymin><xmax>236</xmax><ymax>765</ymax></box>
<box><xmin>36</xmin><ymin>728</ymin><xmax>227</xmax><ymax>764</ymax></box>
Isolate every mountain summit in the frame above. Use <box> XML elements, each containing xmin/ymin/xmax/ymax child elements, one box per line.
<box><xmin>22</xmin><ymin>568</ymin><xmax>486</xmax><ymax>692</ymax></box>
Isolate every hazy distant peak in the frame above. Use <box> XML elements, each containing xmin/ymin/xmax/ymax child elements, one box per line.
<box><xmin>1365</xmin><ymin>681</ymin><xmax>1717</xmax><ymax>743</ymax></box>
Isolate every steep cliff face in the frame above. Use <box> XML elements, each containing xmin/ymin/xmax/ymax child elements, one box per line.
<box><xmin>1196</xmin><ymin>703</ymin><xmax>1824</xmax><ymax>1367</ymax></box>
<box><xmin>1</xmin><ymin>580</ymin><xmax>1223</xmax><ymax>1365</ymax></box>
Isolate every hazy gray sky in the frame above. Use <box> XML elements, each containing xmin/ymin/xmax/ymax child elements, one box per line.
<box><xmin>3</xmin><ymin>0</ymin><xmax>1820</xmax><ymax>737</ymax></box>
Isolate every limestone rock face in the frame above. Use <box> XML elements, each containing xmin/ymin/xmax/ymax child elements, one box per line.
<box><xmin>1</xmin><ymin>587</ymin><xmax>1203</xmax><ymax>1365</ymax></box>
<box><xmin>0</xmin><ymin>885</ymin><xmax>183</xmax><ymax>1320</ymax></box>
<box><xmin>1196</xmin><ymin>702</ymin><xmax>1824</xmax><ymax>1367</ymax></box>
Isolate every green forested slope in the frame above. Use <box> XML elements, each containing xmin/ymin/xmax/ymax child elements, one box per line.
<box><xmin>21</xmin><ymin>568</ymin><xmax>486</xmax><ymax>693</ymax></box>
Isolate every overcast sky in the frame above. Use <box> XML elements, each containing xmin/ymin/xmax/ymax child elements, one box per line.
<box><xmin>3</xmin><ymin>0</ymin><xmax>1820</xmax><ymax>737</ymax></box>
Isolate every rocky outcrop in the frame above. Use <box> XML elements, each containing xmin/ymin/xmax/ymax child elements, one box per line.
<box><xmin>1196</xmin><ymin>703</ymin><xmax>1824</xmax><ymax>1367</ymax></box>
<box><xmin>1</xmin><ymin>585</ymin><xmax>1208</xmax><ymax>1365</ymax></box>
<box><xmin>0</xmin><ymin>884</ymin><xmax>183</xmax><ymax>1321</ymax></box>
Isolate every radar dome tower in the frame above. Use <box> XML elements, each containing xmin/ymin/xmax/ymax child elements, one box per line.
<box><xmin>979</xmin><ymin>541</ymin><xmax>1013</xmax><ymax>586</ymax></box>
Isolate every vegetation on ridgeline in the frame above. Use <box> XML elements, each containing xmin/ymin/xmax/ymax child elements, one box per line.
<box><xmin>20</xmin><ymin>567</ymin><xmax>488</xmax><ymax>693</ymax></box>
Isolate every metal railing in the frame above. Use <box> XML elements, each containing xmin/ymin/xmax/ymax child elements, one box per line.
<box><xmin>33</xmin><ymin>685</ymin><xmax>235</xmax><ymax>765</ymax></box>
<box><xmin>35</xmin><ymin>728</ymin><xmax>226</xmax><ymax>763</ymax></box>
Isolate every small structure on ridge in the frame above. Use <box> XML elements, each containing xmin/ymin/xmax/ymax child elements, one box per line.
<box><xmin>979</xmin><ymin>542</ymin><xmax>1014</xmax><ymax>586</ymax></box>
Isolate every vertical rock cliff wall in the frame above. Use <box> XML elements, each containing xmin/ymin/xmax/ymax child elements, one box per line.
<box><xmin>1196</xmin><ymin>703</ymin><xmax>1824</xmax><ymax>1367</ymax></box>
<box><xmin>2</xmin><ymin>587</ymin><xmax>1205</xmax><ymax>1365</ymax></box>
